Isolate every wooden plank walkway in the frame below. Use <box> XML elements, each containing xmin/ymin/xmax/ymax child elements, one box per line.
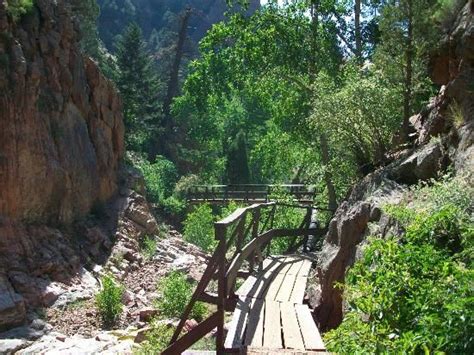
<box><xmin>225</xmin><ymin>255</ymin><xmax>325</xmax><ymax>353</ymax></box>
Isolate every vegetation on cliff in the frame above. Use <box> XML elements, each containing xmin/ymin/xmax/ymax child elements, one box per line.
<box><xmin>325</xmin><ymin>174</ymin><xmax>473</xmax><ymax>353</ymax></box>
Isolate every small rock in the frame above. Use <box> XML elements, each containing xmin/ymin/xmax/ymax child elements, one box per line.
<box><xmin>134</xmin><ymin>327</ymin><xmax>151</xmax><ymax>343</ymax></box>
<box><xmin>55</xmin><ymin>335</ymin><xmax>67</xmax><ymax>342</ymax></box>
<box><xmin>138</xmin><ymin>308</ymin><xmax>158</xmax><ymax>322</ymax></box>
<box><xmin>122</xmin><ymin>289</ymin><xmax>135</xmax><ymax>305</ymax></box>
<box><xmin>184</xmin><ymin>319</ymin><xmax>198</xmax><ymax>332</ymax></box>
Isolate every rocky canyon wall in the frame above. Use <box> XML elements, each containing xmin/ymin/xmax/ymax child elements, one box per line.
<box><xmin>0</xmin><ymin>0</ymin><xmax>124</xmax><ymax>225</ymax></box>
<box><xmin>0</xmin><ymin>0</ymin><xmax>125</xmax><ymax>331</ymax></box>
<box><xmin>311</xmin><ymin>2</ymin><xmax>473</xmax><ymax>332</ymax></box>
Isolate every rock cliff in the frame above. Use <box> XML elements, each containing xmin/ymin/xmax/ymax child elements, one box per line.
<box><xmin>0</xmin><ymin>0</ymin><xmax>124</xmax><ymax>331</ymax></box>
<box><xmin>311</xmin><ymin>2</ymin><xmax>473</xmax><ymax>332</ymax></box>
<box><xmin>0</xmin><ymin>0</ymin><xmax>124</xmax><ymax>225</ymax></box>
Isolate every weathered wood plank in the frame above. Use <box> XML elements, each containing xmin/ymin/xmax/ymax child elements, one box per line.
<box><xmin>275</xmin><ymin>270</ymin><xmax>298</xmax><ymax>303</ymax></box>
<box><xmin>281</xmin><ymin>302</ymin><xmax>305</xmax><ymax>350</ymax></box>
<box><xmin>265</xmin><ymin>261</ymin><xmax>293</xmax><ymax>301</ymax></box>
<box><xmin>297</xmin><ymin>259</ymin><xmax>312</xmax><ymax>277</ymax></box>
<box><xmin>244</xmin><ymin>299</ymin><xmax>265</xmax><ymax>348</ymax></box>
<box><xmin>224</xmin><ymin>298</ymin><xmax>251</xmax><ymax>349</ymax></box>
<box><xmin>295</xmin><ymin>304</ymin><xmax>325</xmax><ymax>351</ymax></box>
<box><xmin>236</xmin><ymin>257</ymin><xmax>285</xmax><ymax>300</ymax></box>
<box><xmin>263</xmin><ymin>300</ymin><xmax>282</xmax><ymax>349</ymax></box>
<box><xmin>289</xmin><ymin>276</ymin><xmax>307</xmax><ymax>304</ymax></box>
<box><xmin>286</xmin><ymin>259</ymin><xmax>304</xmax><ymax>275</ymax></box>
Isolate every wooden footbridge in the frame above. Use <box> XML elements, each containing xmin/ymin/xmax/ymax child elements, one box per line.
<box><xmin>163</xmin><ymin>202</ymin><xmax>326</xmax><ymax>354</ymax></box>
<box><xmin>187</xmin><ymin>184</ymin><xmax>315</xmax><ymax>205</ymax></box>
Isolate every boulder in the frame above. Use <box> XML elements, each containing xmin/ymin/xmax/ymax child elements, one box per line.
<box><xmin>0</xmin><ymin>276</ymin><xmax>26</xmax><ymax>330</ymax></box>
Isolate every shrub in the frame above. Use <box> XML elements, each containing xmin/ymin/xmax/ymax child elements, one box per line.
<box><xmin>183</xmin><ymin>204</ymin><xmax>217</xmax><ymax>252</ymax></box>
<box><xmin>161</xmin><ymin>196</ymin><xmax>186</xmax><ymax>218</ymax></box>
<box><xmin>138</xmin><ymin>322</ymin><xmax>174</xmax><ymax>354</ymax></box>
<box><xmin>95</xmin><ymin>275</ymin><xmax>124</xmax><ymax>325</ymax></box>
<box><xmin>325</xmin><ymin>175</ymin><xmax>474</xmax><ymax>354</ymax></box>
<box><xmin>5</xmin><ymin>0</ymin><xmax>34</xmax><ymax>22</ymax></box>
<box><xmin>155</xmin><ymin>271</ymin><xmax>208</xmax><ymax>321</ymax></box>
<box><xmin>137</xmin><ymin>156</ymin><xmax>178</xmax><ymax>203</ymax></box>
<box><xmin>140</xmin><ymin>235</ymin><xmax>157</xmax><ymax>260</ymax></box>
<box><xmin>325</xmin><ymin>237</ymin><xmax>473</xmax><ymax>354</ymax></box>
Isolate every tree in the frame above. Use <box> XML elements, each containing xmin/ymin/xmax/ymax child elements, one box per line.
<box><xmin>374</xmin><ymin>0</ymin><xmax>438</xmax><ymax>142</ymax></box>
<box><xmin>69</xmin><ymin>0</ymin><xmax>101</xmax><ymax>58</ymax></box>
<box><xmin>115</xmin><ymin>23</ymin><xmax>162</xmax><ymax>151</ymax></box>
<box><xmin>226</xmin><ymin>130</ymin><xmax>251</xmax><ymax>184</ymax></box>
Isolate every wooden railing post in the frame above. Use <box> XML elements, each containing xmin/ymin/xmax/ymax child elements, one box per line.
<box><xmin>215</xmin><ymin>223</ymin><xmax>227</xmax><ymax>354</ymax></box>
<box><xmin>251</xmin><ymin>208</ymin><xmax>261</xmax><ymax>271</ymax></box>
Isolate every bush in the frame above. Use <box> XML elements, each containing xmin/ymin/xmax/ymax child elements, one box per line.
<box><xmin>155</xmin><ymin>271</ymin><xmax>208</xmax><ymax>322</ymax></box>
<box><xmin>137</xmin><ymin>156</ymin><xmax>178</xmax><ymax>203</ymax></box>
<box><xmin>161</xmin><ymin>196</ymin><xmax>186</xmax><ymax>218</ymax></box>
<box><xmin>325</xmin><ymin>237</ymin><xmax>473</xmax><ymax>354</ymax></box>
<box><xmin>183</xmin><ymin>204</ymin><xmax>217</xmax><ymax>252</ymax></box>
<box><xmin>96</xmin><ymin>275</ymin><xmax>124</xmax><ymax>325</ymax></box>
<box><xmin>138</xmin><ymin>322</ymin><xmax>174</xmax><ymax>354</ymax></box>
<box><xmin>140</xmin><ymin>235</ymin><xmax>157</xmax><ymax>260</ymax></box>
<box><xmin>5</xmin><ymin>0</ymin><xmax>34</xmax><ymax>22</ymax></box>
<box><xmin>325</xmin><ymin>175</ymin><xmax>474</xmax><ymax>354</ymax></box>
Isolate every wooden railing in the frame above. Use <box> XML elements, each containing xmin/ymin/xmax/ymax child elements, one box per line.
<box><xmin>186</xmin><ymin>184</ymin><xmax>315</xmax><ymax>204</ymax></box>
<box><xmin>162</xmin><ymin>202</ymin><xmax>322</xmax><ymax>354</ymax></box>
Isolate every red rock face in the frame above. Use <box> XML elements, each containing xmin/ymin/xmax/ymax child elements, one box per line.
<box><xmin>0</xmin><ymin>0</ymin><xmax>124</xmax><ymax>224</ymax></box>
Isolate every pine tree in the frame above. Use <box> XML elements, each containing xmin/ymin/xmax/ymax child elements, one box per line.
<box><xmin>115</xmin><ymin>23</ymin><xmax>162</xmax><ymax>151</ymax></box>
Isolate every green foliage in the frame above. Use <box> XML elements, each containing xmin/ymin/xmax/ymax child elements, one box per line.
<box><xmin>138</xmin><ymin>322</ymin><xmax>174</xmax><ymax>354</ymax></box>
<box><xmin>137</xmin><ymin>156</ymin><xmax>178</xmax><ymax>203</ymax></box>
<box><xmin>5</xmin><ymin>0</ymin><xmax>34</xmax><ymax>22</ymax></box>
<box><xmin>325</xmin><ymin>175</ymin><xmax>474</xmax><ymax>354</ymax></box>
<box><xmin>95</xmin><ymin>275</ymin><xmax>124</xmax><ymax>325</ymax></box>
<box><xmin>267</xmin><ymin>188</ymin><xmax>307</xmax><ymax>254</ymax></box>
<box><xmin>115</xmin><ymin>22</ymin><xmax>163</xmax><ymax>151</ymax></box>
<box><xmin>310</xmin><ymin>65</ymin><xmax>402</xmax><ymax>171</ymax></box>
<box><xmin>225</xmin><ymin>130</ymin><xmax>251</xmax><ymax>184</ymax></box>
<box><xmin>155</xmin><ymin>271</ymin><xmax>208</xmax><ymax>321</ymax></box>
<box><xmin>140</xmin><ymin>235</ymin><xmax>157</xmax><ymax>260</ymax></box>
<box><xmin>432</xmin><ymin>0</ymin><xmax>467</xmax><ymax>29</ymax></box>
<box><xmin>69</xmin><ymin>0</ymin><xmax>100</xmax><ymax>58</ymax></box>
<box><xmin>183</xmin><ymin>204</ymin><xmax>217</xmax><ymax>252</ymax></box>
<box><xmin>374</xmin><ymin>0</ymin><xmax>439</xmax><ymax>119</ymax></box>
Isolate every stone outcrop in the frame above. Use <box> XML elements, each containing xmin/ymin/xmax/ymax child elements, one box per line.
<box><xmin>311</xmin><ymin>2</ymin><xmax>473</xmax><ymax>331</ymax></box>
<box><xmin>0</xmin><ymin>0</ymin><xmax>125</xmax><ymax>330</ymax></box>
<box><xmin>0</xmin><ymin>0</ymin><xmax>124</xmax><ymax>225</ymax></box>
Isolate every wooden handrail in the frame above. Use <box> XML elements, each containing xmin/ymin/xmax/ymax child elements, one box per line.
<box><xmin>215</xmin><ymin>202</ymin><xmax>275</xmax><ymax>227</ymax></box>
<box><xmin>164</xmin><ymin>202</ymin><xmax>323</xmax><ymax>354</ymax></box>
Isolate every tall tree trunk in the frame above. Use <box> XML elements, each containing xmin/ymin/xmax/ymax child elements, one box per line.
<box><xmin>310</xmin><ymin>0</ymin><xmax>337</xmax><ymax>210</ymax></box>
<box><xmin>320</xmin><ymin>134</ymin><xmax>338</xmax><ymax>211</ymax></box>
<box><xmin>151</xmin><ymin>7</ymin><xmax>191</xmax><ymax>160</ymax></box>
<box><xmin>354</xmin><ymin>0</ymin><xmax>362</xmax><ymax>61</ymax></box>
<box><xmin>163</xmin><ymin>7</ymin><xmax>192</xmax><ymax>120</ymax></box>
<box><xmin>402</xmin><ymin>0</ymin><xmax>413</xmax><ymax>142</ymax></box>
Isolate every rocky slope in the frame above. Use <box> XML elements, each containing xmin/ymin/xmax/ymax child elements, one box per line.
<box><xmin>310</xmin><ymin>2</ymin><xmax>473</xmax><ymax>332</ymax></box>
